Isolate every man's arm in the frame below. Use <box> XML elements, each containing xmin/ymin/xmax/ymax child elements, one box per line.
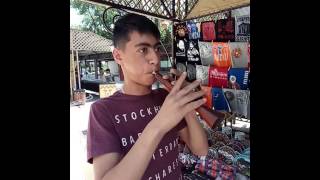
<box><xmin>178</xmin><ymin>110</ymin><xmax>209</xmax><ymax>156</ymax></box>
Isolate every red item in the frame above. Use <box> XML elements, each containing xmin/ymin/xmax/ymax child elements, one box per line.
<box><xmin>201</xmin><ymin>21</ymin><xmax>216</xmax><ymax>41</ymax></box>
<box><xmin>208</xmin><ymin>66</ymin><xmax>228</xmax><ymax>88</ymax></box>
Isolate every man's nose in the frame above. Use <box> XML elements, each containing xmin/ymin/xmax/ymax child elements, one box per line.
<box><xmin>148</xmin><ymin>49</ymin><xmax>160</xmax><ymax>66</ymax></box>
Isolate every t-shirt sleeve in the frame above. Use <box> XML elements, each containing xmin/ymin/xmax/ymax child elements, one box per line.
<box><xmin>87</xmin><ymin>102</ymin><xmax>122</xmax><ymax>164</ymax></box>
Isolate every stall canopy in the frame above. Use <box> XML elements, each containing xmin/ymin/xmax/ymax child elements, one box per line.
<box><xmin>185</xmin><ymin>0</ymin><xmax>249</xmax><ymax>20</ymax></box>
<box><xmin>81</xmin><ymin>0</ymin><xmax>250</xmax><ymax>21</ymax></box>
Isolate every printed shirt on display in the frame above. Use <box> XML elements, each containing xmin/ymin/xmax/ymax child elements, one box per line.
<box><xmin>201</xmin><ymin>21</ymin><xmax>216</xmax><ymax>41</ymax></box>
<box><xmin>212</xmin><ymin>42</ymin><xmax>232</xmax><ymax>68</ymax></box>
<box><xmin>208</xmin><ymin>66</ymin><xmax>229</xmax><ymax>88</ymax></box>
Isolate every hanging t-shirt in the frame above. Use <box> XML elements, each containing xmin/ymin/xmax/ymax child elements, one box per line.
<box><xmin>208</xmin><ymin>66</ymin><xmax>228</xmax><ymax>88</ymax></box>
<box><xmin>198</xmin><ymin>41</ymin><xmax>214</xmax><ymax>66</ymax></box>
<box><xmin>222</xmin><ymin>88</ymin><xmax>250</xmax><ymax>118</ymax></box>
<box><xmin>212</xmin><ymin>87</ymin><xmax>230</xmax><ymax>111</ymax></box>
<box><xmin>212</xmin><ymin>42</ymin><xmax>232</xmax><ymax>68</ymax></box>
<box><xmin>201</xmin><ymin>86</ymin><xmax>213</xmax><ymax>109</ymax></box>
<box><xmin>196</xmin><ymin>22</ymin><xmax>201</xmax><ymax>36</ymax></box>
<box><xmin>216</xmin><ymin>18</ymin><xmax>235</xmax><ymax>42</ymax></box>
<box><xmin>229</xmin><ymin>42</ymin><xmax>249</xmax><ymax>68</ymax></box>
<box><xmin>186</xmin><ymin>63</ymin><xmax>197</xmax><ymax>81</ymax></box>
<box><xmin>187</xmin><ymin>40</ymin><xmax>201</xmax><ymax>64</ymax></box>
<box><xmin>248</xmin><ymin>43</ymin><xmax>250</xmax><ymax>70</ymax></box>
<box><xmin>196</xmin><ymin>65</ymin><xmax>209</xmax><ymax>85</ymax></box>
<box><xmin>228</xmin><ymin>68</ymin><xmax>249</xmax><ymax>90</ymax></box>
<box><xmin>201</xmin><ymin>21</ymin><xmax>216</xmax><ymax>41</ymax></box>
<box><xmin>174</xmin><ymin>22</ymin><xmax>189</xmax><ymax>62</ymax></box>
<box><xmin>174</xmin><ymin>22</ymin><xmax>189</xmax><ymax>39</ymax></box>
<box><xmin>235</xmin><ymin>15</ymin><xmax>250</xmax><ymax>42</ymax></box>
<box><xmin>87</xmin><ymin>88</ymin><xmax>187</xmax><ymax>180</ymax></box>
<box><xmin>175</xmin><ymin>38</ymin><xmax>188</xmax><ymax>58</ymax></box>
<box><xmin>176</xmin><ymin>61</ymin><xmax>187</xmax><ymax>73</ymax></box>
<box><xmin>222</xmin><ymin>88</ymin><xmax>237</xmax><ymax>114</ymax></box>
<box><xmin>187</xmin><ymin>21</ymin><xmax>200</xmax><ymax>40</ymax></box>
<box><xmin>247</xmin><ymin>91</ymin><xmax>250</xmax><ymax>119</ymax></box>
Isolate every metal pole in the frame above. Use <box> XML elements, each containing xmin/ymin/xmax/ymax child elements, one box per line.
<box><xmin>71</xmin><ymin>50</ymin><xmax>76</xmax><ymax>90</ymax></box>
<box><xmin>70</xmin><ymin>53</ymin><xmax>74</xmax><ymax>101</ymax></box>
<box><xmin>76</xmin><ymin>50</ymin><xmax>81</xmax><ymax>89</ymax></box>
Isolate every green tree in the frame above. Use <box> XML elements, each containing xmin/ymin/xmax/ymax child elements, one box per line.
<box><xmin>71</xmin><ymin>0</ymin><xmax>116</xmax><ymax>39</ymax></box>
<box><xmin>71</xmin><ymin>0</ymin><xmax>172</xmax><ymax>48</ymax></box>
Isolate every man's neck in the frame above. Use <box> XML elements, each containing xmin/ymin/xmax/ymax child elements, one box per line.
<box><xmin>122</xmin><ymin>81</ymin><xmax>152</xmax><ymax>96</ymax></box>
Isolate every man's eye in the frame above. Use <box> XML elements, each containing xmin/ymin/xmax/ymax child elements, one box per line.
<box><xmin>139</xmin><ymin>48</ymin><xmax>148</xmax><ymax>53</ymax></box>
<box><xmin>155</xmin><ymin>47</ymin><xmax>161</xmax><ymax>52</ymax></box>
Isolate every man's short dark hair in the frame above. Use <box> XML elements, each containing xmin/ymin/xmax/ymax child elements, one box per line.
<box><xmin>113</xmin><ymin>13</ymin><xmax>160</xmax><ymax>50</ymax></box>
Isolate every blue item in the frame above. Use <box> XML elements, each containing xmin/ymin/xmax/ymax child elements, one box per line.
<box><xmin>212</xmin><ymin>88</ymin><xmax>230</xmax><ymax>111</ymax></box>
<box><xmin>228</xmin><ymin>68</ymin><xmax>249</xmax><ymax>90</ymax></box>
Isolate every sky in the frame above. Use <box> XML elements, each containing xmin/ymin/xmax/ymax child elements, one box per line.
<box><xmin>70</xmin><ymin>8</ymin><xmax>84</xmax><ymax>27</ymax></box>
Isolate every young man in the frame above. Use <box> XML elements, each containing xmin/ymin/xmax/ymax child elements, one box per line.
<box><xmin>87</xmin><ymin>13</ymin><xmax>209</xmax><ymax>180</ymax></box>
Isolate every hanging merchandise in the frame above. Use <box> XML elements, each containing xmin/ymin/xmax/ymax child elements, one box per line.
<box><xmin>196</xmin><ymin>65</ymin><xmax>209</xmax><ymax>85</ymax></box>
<box><xmin>176</xmin><ymin>61</ymin><xmax>187</xmax><ymax>73</ymax></box>
<box><xmin>212</xmin><ymin>87</ymin><xmax>230</xmax><ymax>111</ymax></box>
<box><xmin>187</xmin><ymin>21</ymin><xmax>200</xmax><ymax>40</ymax></box>
<box><xmin>200</xmin><ymin>86</ymin><xmax>212</xmax><ymax>109</ymax></box>
<box><xmin>174</xmin><ymin>22</ymin><xmax>189</xmax><ymax>64</ymax></box>
<box><xmin>208</xmin><ymin>66</ymin><xmax>228</xmax><ymax>88</ymax></box>
<box><xmin>175</xmin><ymin>38</ymin><xmax>188</xmax><ymax>72</ymax></box>
<box><xmin>196</xmin><ymin>22</ymin><xmax>201</xmax><ymax>37</ymax></box>
<box><xmin>201</xmin><ymin>21</ymin><xmax>216</xmax><ymax>41</ymax></box>
<box><xmin>222</xmin><ymin>89</ymin><xmax>250</xmax><ymax>118</ymax></box>
<box><xmin>186</xmin><ymin>63</ymin><xmax>197</xmax><ymax>81</ymax></box>
<box><xmin>198</xmin><ymin>41</ymin><xmax>214</xmax><ymax>66</ymax></box>
<box><xmin>176</xmin><ymin>38</ymin><xmax>188</xmax><ymax>57</ymax></box>
<box><xmin>235</xmin><ymin>15</ymin><xmax>250</xmax><ymax>42</ymax></box>
<box><xmin>216</xmin><ymin>17</ymin><xmax>235</xmax><ymax>42</ymax></box>
<box><xmin>174</xmin><ymin>22</ymin><xmax>189</xmax><ymax>39</ymax></box>
<box><xmin>187</xmin><ymin>40</ymin><xmax>201</xmax><ymax>64</ymax></box>
<box><xmin>212</xmin><ymin>42</ymin><xmax>232</xmax><ymax>68</ymax></box>
<box><xmin>228</xmin><ymin>68</ymin><xmax>249</xmax><ymax>90</ymax></box>
<box><xmin>229</xmin><ymin>42</ymin><xmax>249</xmax><ymax>68</ymax></box>
<box><xmin>194</xmin><ymin>158</ymin><xmax>237</xmax><ymax>179</ymax></box>
<box><xmin>248</xmin><ymin>43</ymin><xmax>250</xmax><ymax>70</ymax></box>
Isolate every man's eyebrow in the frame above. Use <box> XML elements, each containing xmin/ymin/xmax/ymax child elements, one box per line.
<box><xmin>134</xmin><ymin>42</ymin><xmax>161</xmax><ymax>48</ymax></box>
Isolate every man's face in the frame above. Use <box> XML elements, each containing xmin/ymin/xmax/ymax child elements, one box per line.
<box><xmin>115</xmin><ymin>31</ymin><xmax>161</xmax><ymax>86</ymax></box>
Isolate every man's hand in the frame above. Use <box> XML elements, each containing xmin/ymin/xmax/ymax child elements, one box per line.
<box><xmin>162</xmin><ymin>68</ymin><xmax>202</xmax><ymax>117</ymax></box>
<box><xmin>152</xmin><ymin>72</ymin><xmax>206</xmax><ymax>134</ymax></box>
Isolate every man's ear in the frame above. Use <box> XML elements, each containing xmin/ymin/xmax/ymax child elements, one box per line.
<box><xmin>112</xmin><ymin>48</ymin><xmax>122</xmax><ymax>65</ymax></box>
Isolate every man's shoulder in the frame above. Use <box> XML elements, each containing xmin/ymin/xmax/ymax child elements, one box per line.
<box><xmin>91</xmin><ymin>90</ymin><xmax>122</xmax><ymax>110</ymax></box>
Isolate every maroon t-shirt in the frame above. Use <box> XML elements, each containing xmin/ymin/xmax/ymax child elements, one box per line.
<box><xmin>87</xmin><ymin>88</ymin><xmax>186</xmax><ymax>180</ymax></box>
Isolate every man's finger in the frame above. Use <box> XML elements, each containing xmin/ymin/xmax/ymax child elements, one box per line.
<box><xmin>171</xmin><ymin>72</ymin><xmax>187</xmax><ymax>93</ymax></box>
<box><xmin>170</xmin><ymin>68</ymin><xmax>182</xmax><ymax>77</ymax></box>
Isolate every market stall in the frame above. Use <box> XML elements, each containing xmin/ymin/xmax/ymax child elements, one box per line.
<box><xmin>78</xmin><ymin>1</ymin><xmax>250</xmax><ymax>179</ymax></box>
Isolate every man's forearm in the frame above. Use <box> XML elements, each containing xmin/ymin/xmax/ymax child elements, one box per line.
<box><xmin>102</xmin><ymin>120</ymin><xmax>165</xmax><ymax>180</ymax></box>
<box><xmin>184</xmin><ymin>112</ymin><xmax>208</xmax><ymax>156</ymax></box>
